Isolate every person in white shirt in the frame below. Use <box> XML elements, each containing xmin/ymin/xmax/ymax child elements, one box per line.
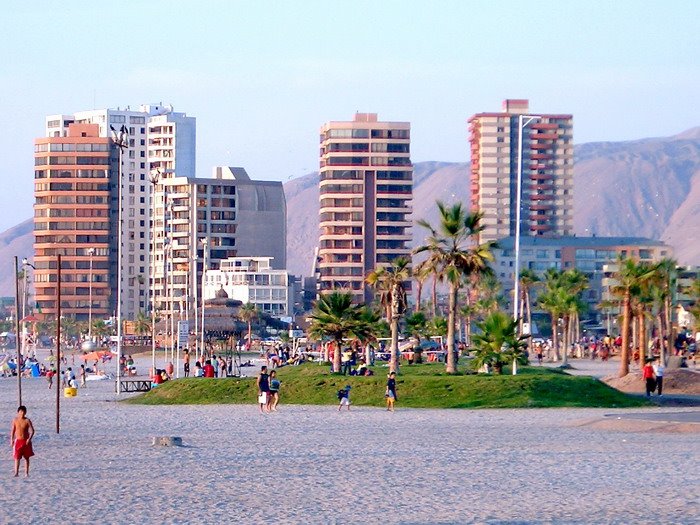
<box><xmin>652</xmin><ymin>359</ymin><xmax>665</xmax><ymax>396</ymax></box>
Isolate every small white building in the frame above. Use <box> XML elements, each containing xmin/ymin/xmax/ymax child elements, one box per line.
<box><xmin>203</xmin><ymin>257</ymin><xmax>293</xmax><ymax>318</ymax></box>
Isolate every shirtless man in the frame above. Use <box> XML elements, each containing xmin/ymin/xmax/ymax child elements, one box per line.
<box><xmin>10</xmin><ymin>406</ymin><xmax>35</xmax><ymax>477</ymax></box>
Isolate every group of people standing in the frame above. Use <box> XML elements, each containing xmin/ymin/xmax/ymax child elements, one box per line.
<box><xmin>256</xmin><ymin>366</ymin><xmax>281</xmax><ymax>413</ymax></box>
<box><xmin>642</xmin><ymin>358</ymin><xmax>666</xmax><ymax>398</ymax></box>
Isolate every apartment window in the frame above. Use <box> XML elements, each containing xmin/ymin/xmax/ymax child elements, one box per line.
<box><xmin>110</xmin><ymin>115</ymin><xmax>126</xmax><ymax>124</ymax></box>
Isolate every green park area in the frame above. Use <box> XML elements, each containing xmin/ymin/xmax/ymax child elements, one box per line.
<box><xmin>127</xmin><ymin>363</ymin><xmax>647</xmax><ymax>409</ymax></box>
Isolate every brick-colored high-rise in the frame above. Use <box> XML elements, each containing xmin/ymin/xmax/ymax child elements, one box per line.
<box><xmin>317</xmin><ymin>113</ymin><xmax>412</xmax><ymax>303</ymax></box>
<box><xmin>33</xmin><ymin>123</ymin><xmax>115</xmax><ymax>319</ymax></box>
<box><xmin>468</xmin><ymin>99</ymin><xmax>573</xmax><ymax>243</ymax></box>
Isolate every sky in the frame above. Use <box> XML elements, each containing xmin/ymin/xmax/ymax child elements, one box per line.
<box><xmin>0</xmin><ymin>0</ymin><xmax>698</xmax><ymax>232</ymax></box>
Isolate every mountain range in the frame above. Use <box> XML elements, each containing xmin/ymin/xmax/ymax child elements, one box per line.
<box><xmin>1</xmin><ymin>128</ymin><xmax>698</xmax><ymax>296</ymax></box>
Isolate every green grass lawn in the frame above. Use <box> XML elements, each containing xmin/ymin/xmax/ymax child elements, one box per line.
<box><xmin>127</xmin><ymin>362</ymin><xmax>648</xmax><ymax>409</ymax></box>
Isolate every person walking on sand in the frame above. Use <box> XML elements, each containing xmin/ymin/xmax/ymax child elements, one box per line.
<box><xmin>46</xmin><ymin>368</ymin><xmax>54</xmax><ymax>389</ymax></box>
<box><xmin>257</xmin><ymin>366</ymin><xmax>270</xmax><ymax>414</ymax></box>
<box><xmin>79</xmin><ymin>364</ymin><xmax>87</xmax><ymax>388</ymax></box>
<box><xmin>653</xmin><ymin>358</ymin><xmax>665</xmax><ymax>396</ymax></box>
<box><xmin>386</xmin><ymin>372</ymin><xmax>397</xmax><ymax>412</ymax></box>
<box><xmin>10</xmin><ymin>406</ymin><xmax>35</xmax><ymax>477</ymax></box>
<box><xmin>337</xmin><ymin>385</ymin><xmax>351</xmax><ymax>411</ymax></box>
<box><xmin>268</xmin><ymin>370</ymin><xmax>281</xmax><ymax>411</ymax></box>
<box><xmin>642</xmin><ymin>359</ymin><xmax>656</xmax><ymax>398</ymax></box>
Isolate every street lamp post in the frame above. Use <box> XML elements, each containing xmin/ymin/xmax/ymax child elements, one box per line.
<box><xmin>200</xmin><ymin>237</ymin><xmax>208</xmax><ymax>363</ymax></box>
<box><xmin>513</xmin><ymin>114</ymin><xmax>541</xmax><ymax>323</ymax></box>
<box><xmin>111</xmin><ymin>125</ymin><xmax>129</xmax><ymax>395</ymax></box>
<box><xmin>13</xmin><ymin>257</ymin><xmax>22</xmax><ymax>406</ymax></box>
<box><xmin>20</xmin><ymin>258</ymin><xmax>35</xmax><ymax>359</ymax></box>
<box><xmin>148</xmin><ymin>169</ymin><xmax>161</xmax><ymax>375</ymax></box>
<box><xmin>87</xmin><ymin>248</ymin><xmax>94</xmax><ymax>340</ymax></box>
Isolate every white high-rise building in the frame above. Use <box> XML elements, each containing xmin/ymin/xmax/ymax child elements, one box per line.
<box><xmin>44</xmin><ymin>104</ymin><xmax>196</xmax><ymax>321</ymax></box>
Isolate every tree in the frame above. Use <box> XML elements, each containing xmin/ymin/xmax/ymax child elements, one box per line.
<box><xmin>308</xmin><ymin>292</ymin><xmax>371</xmax><ymax>373</ymax></box>
<box><xmin>471</xmin><ymin>311</ymin><xmax>529</xmax><ymax>374</ymax></box>
<box><xmin>612</xmin><ymin>259</ymin><xmax>659</xmax><ymax>377</ymax></box>
<box><xmin>655</xmin><ymin>259</ymin><xmax>678</xmax><ymax>365</ymax></box>
<box><xmin>366</xmin><ymin>257</ymin><xmax>410</xmax><ymax>373</ymax></box>
<box><xmin>414</xmin><ymin>202</ymin><xmax>496</xmax><ymax>373</ymax></box>
<box><xmin>238</xmin><ymin>303</ymin><xmax>259</xmax><ymax>350</ymax></box>
<box><xmin>687</xmin><ymin>278</ymin><xmax>700</xmax><ymax>332</ymax></box>
<box><xmin>133</xmin><ymin>311</ymin><xmax>151</xmax><ymax>336</ymax></box>
<box><xmin>412</xmin><ymin>261</ymin><xmax>432</xmax><ymax>313</ymax></box>
<box><xmin>518</xmin><ymin>269</ymin><xmax>540</xmax><ymax>342</ymax></box>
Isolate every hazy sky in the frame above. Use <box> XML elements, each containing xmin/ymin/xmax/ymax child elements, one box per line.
<box><xmin>0</xmin><ymin>0</ymin><xmax>698</xmax><ymax>231</ymax></box>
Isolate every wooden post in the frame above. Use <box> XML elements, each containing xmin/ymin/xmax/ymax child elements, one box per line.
<box><xmin>56</xmin><ymin>254</ymin><xmax>61</xmax><ymax>434</ymax></box>
<box><xmin>14</xmin><ymin>256</ymin><xmax>22</xmax><ymax>407</ymax></box>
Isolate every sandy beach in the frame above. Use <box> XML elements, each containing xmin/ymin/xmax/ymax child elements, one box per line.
<box><xmin>0</xmin><ymin>352</ymin><xmax>698</xmax><ymax>525</ymax></box>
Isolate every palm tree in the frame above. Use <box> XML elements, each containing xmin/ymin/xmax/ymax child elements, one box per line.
<box><xmin>470</xmin><ymin>311</ymin><xmax>529</xmax><ymax>374</ymax></box>
<box><xmin>518</xmin><ymin>269</ymin><xmax>540</xmax><ymax>343</ymax></box>
<box><xmin>414</xmin><ymin>202</ymin><xmax>496</xmax><ymax>373</ymax></box>
<box><xmin>687</xmin><ymin>278</ymin><xmax>700</xmax><ymax>332</ymax></box>
<box><xmin>612</xmin><ymin>259</ymin><xmax>659</xmax><ymax>377</ymax></box>
<box><xmin>133</xmin><ymin>310</ymin><xmax>151</xmax><ymax>336</ymax></box>
<box><xmin>366</xmin><ymin>257</ymin><xmax>410</xmax><ymax>373</ymax></box>
<box><xmin>412</xmin><ymin>260</ymin><xmax>432</xmax><ymax>313</ymax></box>
<box><xmin>308</xmin><ymin>291</ymin><xmax>372</xmax><ymax>372</ymax></box>
<box><xmin>562</xmin><ymin>269</ymin><xmax>589</xmax><ymax>345</ymax></box>
<box><xmin>238</xmin><ymin>303</ymin><xmax>259</xmax><ymax>350</ymax></box>
<box><xmin>538</xmin><ymin>284</ymin><xmax>566</xmax><ymax>362</ymax></box>
<box><xmin>655</xmin><ymin>258</ymin><xmax>677</xmax><ymax>365</ymax></box>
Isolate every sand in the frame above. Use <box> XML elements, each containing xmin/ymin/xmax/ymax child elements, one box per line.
<box><xmin>603</xmin><ymin>368</ymin><xmax>700</xmax><ymax>395</ymax></box>
<box><xmin>0</xmin><ymin>369</ymin><xmax>697</xmax><ymax>525</ymax></box>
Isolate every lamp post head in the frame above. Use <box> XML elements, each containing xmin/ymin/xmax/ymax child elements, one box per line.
<box><xmin>21</xmin><ymin>258</ymin><xmax>28</xmax><ymax>265</ymax></box>
<box><xmin>148</xmin><ymin>168</ymin><xmax>162</xmax><ymax>185</ymax></box>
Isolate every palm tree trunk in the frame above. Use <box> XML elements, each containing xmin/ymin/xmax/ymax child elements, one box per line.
<box><xmin>562</xmin><ymin>315</ymin><xmax>569</xmax><ymax>366</ymax></box>
<box><xmin>415</xmin><ymin>281</ymin><xmax>423</xmax><ymax>313</ymax></box>
<box><xmin>619</xmin><ymin>291</ymin><xmax>631</xmax><ymax>377</ymax></box>
<box><xmin>551</xmin><ymin>316</ymin><xmax>559</xmax><ymax>362</ymax></box>
<box><xmin>333</xmin><ymin>338</ymin><xmax>342</xmax><ymax>372</ymax></box>
<box><xmin>389</xmin><ymin>317</ymin><xmax>399</xmax><ymax>374</ymax></box>
<box><xmin>638</xmin><ymin>309</ymin><xmax>646</xmax><ymax>370</ymax></box>
<box><xmin>445</xmin><ymin>284</ymin><xmax>458</xmax><ymax>374</ymax></box>
<box><xmin>656</xmin><ymin>313</ymin><xmax>664</xmax><ymax>365</ymax></box>
<box><xmin>431</xmin><ymin>276</ymin><xmax>437</xmax><ymax>318</ymax></box>
<box><xmin>525</xmin><ymin>289</ymin><xmax>533</xmax><ymax>346</ymax></box>
<box><xmin>664</xmin><ymin>297</ymin><xmax>673</xmax><ymax>365</ymax></box>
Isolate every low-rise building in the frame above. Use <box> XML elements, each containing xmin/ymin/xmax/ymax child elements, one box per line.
<box><xmin>493</xmin><ymin>236</ymin><xmax>673</xmax><ymax>324</ymax></box>
<box><xmin>203</xmin><ymin>256</ymin><xmax>294</xmax><ymax>318</ymax></box>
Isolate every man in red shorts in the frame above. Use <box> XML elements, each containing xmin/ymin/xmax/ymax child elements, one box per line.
<box><xmin>10</xmin><ymin>405</ymin><xmax>35</xmax><ymax>477</ymax></box>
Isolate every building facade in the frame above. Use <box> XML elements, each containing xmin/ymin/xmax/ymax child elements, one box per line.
<box><xmin>203</xmin><ymin>257</ymin><xmax>294</xmax><ymax>317</ymax></box>
<box><xmin>33</xmin><ymin>123</ymin><xmax>115</xmax><ymax>319</ymax></box>
<box><xmin>152</xmin><ymin>167</ymin><xmax>286</xmax><ymax>322</ymax></box>
<box><xmin>317</xmin><ymin>113</ymin><xmax>412</xmax><ymax>303</ymax></box>
<box><xmin>493</xmin><ymin>236</ymin><xmax>672</xmax><ymax>324</ymax></box>
<box><xmin>469</xmin><ymin>99</ymin><xmax>574</xmax><ymax>243</ymax></box>
<box><xmin>44</xmin><ymin>104</ymin><xmax>195</xmax><ymax>320</ymax></box>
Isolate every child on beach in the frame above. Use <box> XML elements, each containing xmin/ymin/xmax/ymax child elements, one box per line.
<box><xmin>386</xmin><ymin>372</ymin><xmax>397</xmax><ymax>412</ymax></box>
<box><xmin>10</xmin><ymin>406</ymin><xmax>35</xmax><ymax>477</ymax></box>
<box><xmin>337</xmin><ymin>385</ymin><xmax>351</xmax><ymax>411</ymax></box>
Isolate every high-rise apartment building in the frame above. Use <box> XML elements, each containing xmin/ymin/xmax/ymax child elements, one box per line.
<box><xmin>33</xmin><ymin>123</ymin><xmax>115</xmax><ymax>319</ymax></box>
<box><xmin>317</xmin><ymin>113</ymin><xmax>412</xmax><ymax>303</ymax></box>
<box><xmin>44</xmin><ymin>104</ymin><xmax>195</xmax><ymax>320</ymax></box>
<box><xmin>468</xmin><ymin>99</ymin><xmax>573</xmax><ymax>243</ymax></box>
<box><xmin>152</xmin><ymin>167</ymin><xmax>286</xmax><ymax>321</ymax></box>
